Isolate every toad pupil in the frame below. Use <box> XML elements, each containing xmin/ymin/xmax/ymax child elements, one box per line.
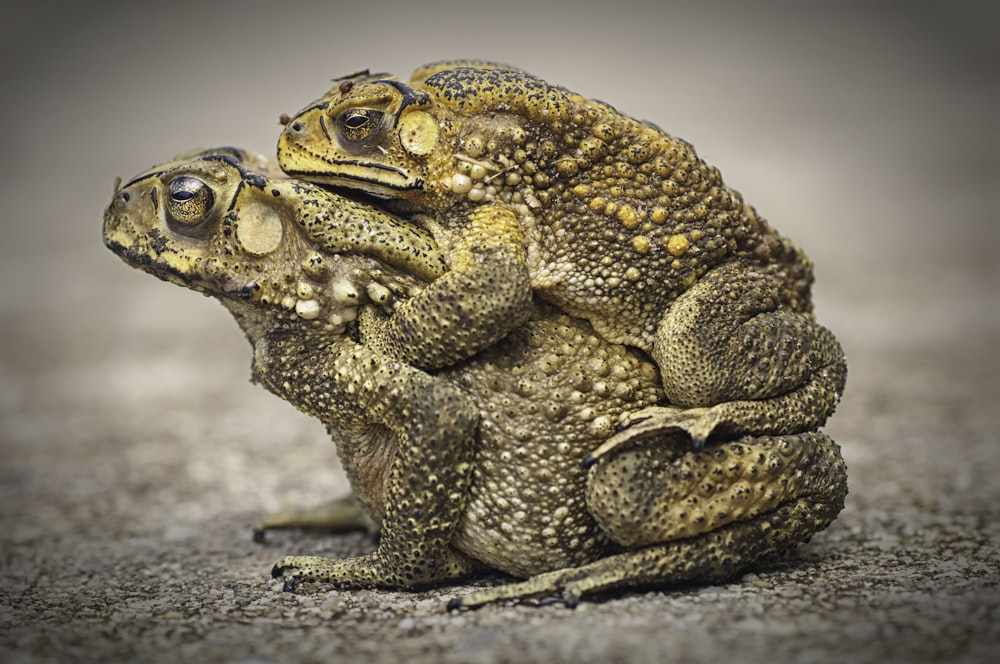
<box><xmin>344</xmin><ymin>113</ymin><xmax>369</xmax><ymax>129</ymax></box>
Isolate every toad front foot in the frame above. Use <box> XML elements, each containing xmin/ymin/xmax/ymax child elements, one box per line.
<box><xmin>272</xmin><ymin>553</ymin><xmax>384</xmax><ymax>591</ymax></box>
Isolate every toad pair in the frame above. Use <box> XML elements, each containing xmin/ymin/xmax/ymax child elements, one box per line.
<box><xmin>103</xmin><ymin>61</ymin><xmax>846</xmax><ymax>608</ymax></box>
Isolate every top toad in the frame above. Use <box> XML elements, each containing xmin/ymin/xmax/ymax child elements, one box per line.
<box><xmin>277</xmin><ymin>61</ymin><xmax>845</xmax><ymax>444</ymax></box>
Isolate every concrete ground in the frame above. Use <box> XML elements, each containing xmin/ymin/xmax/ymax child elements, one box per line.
<box><xmin>2</xmin><ymin>2</ymin><xmax>996</xmax><ymax>662</ymax></box>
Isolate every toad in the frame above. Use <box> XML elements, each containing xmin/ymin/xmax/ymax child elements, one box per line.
<box><xmin>104</xmin><ymin>147</ymin><xmax>847</xmax><ymax>607</ymax></box>
<box><xmin>277</xmin><ymin>61</ymin><xmax>846</xmax><ymax>445</ymax></box>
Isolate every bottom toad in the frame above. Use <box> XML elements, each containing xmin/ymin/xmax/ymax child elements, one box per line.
<box><xmin>104</xmin><ymin>147</ymin><xmax>847</xmax><ymax>609</ymax></box>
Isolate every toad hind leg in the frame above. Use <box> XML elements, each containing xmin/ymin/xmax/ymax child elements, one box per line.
<box><xmin>451</xmin><ymin>432</ymin><xmax>846</xmax><ymax>609</ymax></box>
<box><xmin>626</xmin><ymin>262</ymin><xmax>846</xmax><ymax>450</ymax></box>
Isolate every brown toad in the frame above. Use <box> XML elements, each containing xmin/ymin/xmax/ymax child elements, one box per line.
<box><xmin>277</xmin><ymin>61</ymin><xmax>846</xmax><ymax>446</ymax></box>
<box><xmin>103</xmin><ymin>148</ymin><xmax>847</xmax><ymax>607</ymax></box>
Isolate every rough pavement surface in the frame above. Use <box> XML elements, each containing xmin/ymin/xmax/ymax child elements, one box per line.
<box><xmin>2</xmin><ymin>2</ymin><xmax>996</xmax><ymax>663</ymax></box>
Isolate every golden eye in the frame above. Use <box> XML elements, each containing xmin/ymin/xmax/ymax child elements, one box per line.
<box><xmin>165</xmin><ymin>176</ymin><xmax>214</xmax><ymax>228</ymax></box>
<box><xmin>337</xmin><ymin>108</ymin><xmax>384</xmax><ymax>143</ymax></box>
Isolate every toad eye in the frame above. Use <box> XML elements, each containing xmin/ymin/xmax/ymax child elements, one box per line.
<box><xmin>337</xmin><ymin>108</ymin><xmax>384</xmax><ymax>143</ymax></box>
<box><xmin>165</xmin><ymin>176</ymin><xmax>214</xmax><ymax>228</ymax></box>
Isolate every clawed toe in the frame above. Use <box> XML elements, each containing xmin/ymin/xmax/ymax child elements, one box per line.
<box><xmin>448</xmin><ymin>581</ymin><xmax>584</xmax><ymax>611</ymax></box>
<box><xmin>534</xmin><ymin>594</ymin><xmax>579</xmax><ymax>609</ymax></box>
<box><xmin>270</xmin><ymin>562</ymin><xmax>300</xmax><ymax>591</ymax></box>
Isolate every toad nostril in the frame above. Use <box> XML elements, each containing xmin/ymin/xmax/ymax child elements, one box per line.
<box><xmin>290</xmin><ymin>121</ymin><xmax>304</xmax><ymax>133</ymax></box>
<box><xmin>120</xmin><ymin>192</ymin><xmax>131</xmax><ymax>203</ymax></box>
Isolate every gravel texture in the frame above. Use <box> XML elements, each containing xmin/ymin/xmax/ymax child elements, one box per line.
<box><xmin>2</xmin><ymin>2</ymin><xmax>996</xmax><ymax>663</ymax></box>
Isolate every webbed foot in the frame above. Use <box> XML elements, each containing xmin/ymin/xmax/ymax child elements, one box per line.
<box><xmin>584</xmin><ymin>405</ymin><xmax>722</xmax><ymax>467</ymax></box>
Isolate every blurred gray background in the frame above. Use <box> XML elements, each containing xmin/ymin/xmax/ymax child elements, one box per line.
<box><xmin>1</xmin><ymin>1</ymin><xmax>996</xmax><ymax>663</ymax></box>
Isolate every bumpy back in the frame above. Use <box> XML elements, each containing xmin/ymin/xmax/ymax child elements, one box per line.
<box><xmin>421</xmin><ymin>66</ymin><xmax>813</xmax><ymax>311</ymax></box>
